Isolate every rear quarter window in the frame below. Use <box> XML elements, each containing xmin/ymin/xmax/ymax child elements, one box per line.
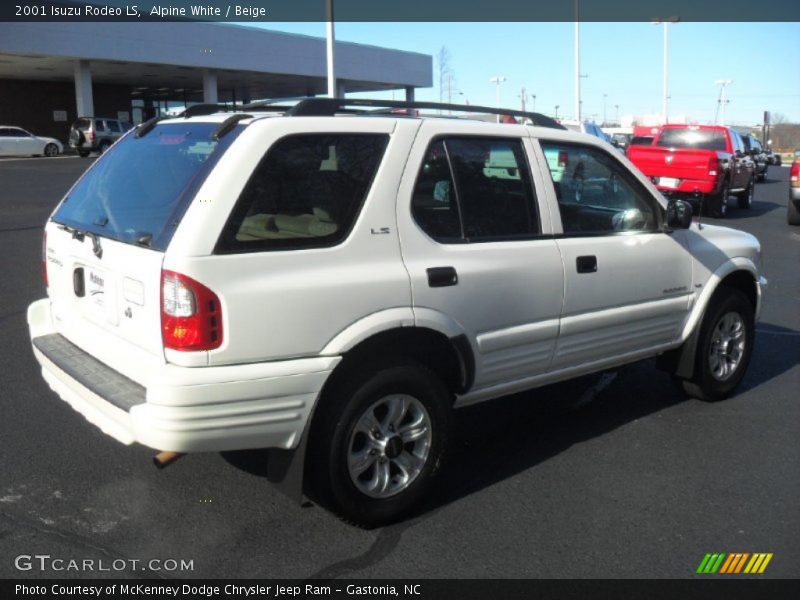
<box><xmin>215</xmin><ymin>133</ymin><xmax>389</xmax><ymax>253</ymax></box>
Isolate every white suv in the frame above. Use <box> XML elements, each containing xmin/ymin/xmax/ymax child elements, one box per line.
<box><xmin>28</xmin><ymin>99</ymin><xmax>766</xmax><ymax>526</ymax></box>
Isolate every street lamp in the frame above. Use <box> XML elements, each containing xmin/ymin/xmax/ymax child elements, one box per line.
<box><xmin>652</xmin><ymin>16</ymin><xmax>679</xmax><ymax>124</ymax></box>
<box><xmin>714</xmin><ymin>79</ymin><xmax>733</xmax><ymax>125</ymax></box>
<box><xmin>532</xmin><ymin>94</ymin><xmax>536</xmax><ymax>113</ymax></box>
<box><xmin>555</xmin><ymin>104</ymin><xmax>560</xmax><ymax>119</ymax></box>
<box><xmin>615</xmin><ymin>104</ymin><xmax>619</xmax><ymax>125</ymax></box>
<box><xmin>603</xmin><ymin>93</ymin><xmax>608</xmax><ymax>126</ymax></box>
<box><xmin>489</xmin><ymin>75</ymin><xmax>507</xmax><ymax>123</ymax></box>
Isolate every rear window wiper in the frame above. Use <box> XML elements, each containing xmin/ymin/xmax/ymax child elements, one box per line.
<box><xmin>57</xmin><ymin>224</ymin><xmax>103</xmax><ymax>259</ymax></box>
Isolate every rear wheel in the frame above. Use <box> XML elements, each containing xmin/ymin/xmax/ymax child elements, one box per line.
<box><xmin>97</xmin><ymin>141</ymin><xmax>111</xmax><ymax>155</ymax></box>
<box><xmin>788</xmin><ymin>198</ymin><xmax>800</xmax><ymax>226</ymax></box>
<box><xmin>709</xmin><ymin>179</ymin><xmax>730</xmax><ymax>218</ymax></box>
<box><xmin>679</xmin><ymin>289</ymin><xmax>754</xmax><ymax>401</ymax></box>
<box><xmin>306</xmin><ymin>359</ymin><xmax>452</xmax><ymax>527</ymax></box>
<box><xmin>737</xmin><ymin>175</ymin><xmax>755</xmax><ymax>209</ymax></box>
<box><xmin>77</xmin><ymin>149</ymin><xmax>90</xmax><ymax>158</ymax></box>
<box><xmin>44</xmin><ymin>143</ymin><xmax>59</xmax><ymax>157</ymax></box>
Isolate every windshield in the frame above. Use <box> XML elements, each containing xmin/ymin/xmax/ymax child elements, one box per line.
<box><xmin>657</xmin><ymin>128</ymin><xmax>727</xmax><ymax>151</ymax></box>
<box><xmin>53</xmin><ymin>122</ymin><xmax>238</xmax><ymax>251</ymax></box>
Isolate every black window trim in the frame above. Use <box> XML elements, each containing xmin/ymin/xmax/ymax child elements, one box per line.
<box><xmin>214</xmin><ymin>132</ymin><xmax>390</xmax><ymax>255</ymax></box>
<box><xmin>536</xmin><ymin>138</ymin><xmax>667</xmax><ymax>238</ymax></box>
<box><xmin>411</xmin><ymin>133</ymin><xmax>545</xmax><ymax>245</ymax></box>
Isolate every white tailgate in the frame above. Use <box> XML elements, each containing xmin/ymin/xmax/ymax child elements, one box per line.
<box><xmin>45</xmin><ymin>223</ymin><xmax>166</xmax><ymax>382</ymax></box>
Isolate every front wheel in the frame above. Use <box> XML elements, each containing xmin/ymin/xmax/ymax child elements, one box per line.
<box><xmin>679</xmin><ymin>289</ymin><xmax>755</xmax><ymax>401</ymax></box>
<box><xmin>306</xmin><ymin>360</ymin><xmax>452</xmax><ymax>527</ymax></box>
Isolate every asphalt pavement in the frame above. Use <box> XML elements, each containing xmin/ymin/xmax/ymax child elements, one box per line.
<box><xmin>0</xmin><ymin>156</ymin><xmax>797</xmax><ymax>579</ymax></box>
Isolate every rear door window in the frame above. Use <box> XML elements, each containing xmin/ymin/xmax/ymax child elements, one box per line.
<box><xmin>106</xmin><ymin>120</ymin><xmax>121</xmax><ymax>133</ymax></box>
<box><xmin>53</xmin><ymin>122</ymin><xmax>239</xmax><ymax>251</ymax></box>
<box><xmin>94</xmin><ymin>120</ymin><xmax>107</xmax><ymax>132</ymax></box>
<box><xmin>216</xmin><ymin>134</ymin><xmax>389</xmax><ymax>253</ymax></box>
<box><xmin>411</xmin><ymin>136</ymin><xmax>539</xmax><ymax>242</ymax></box>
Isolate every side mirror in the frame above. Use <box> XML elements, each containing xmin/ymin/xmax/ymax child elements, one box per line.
<box><xmin>667</xmin><ymin>200</ymin><xmax>693</xmax><ymax>229</ymax></box>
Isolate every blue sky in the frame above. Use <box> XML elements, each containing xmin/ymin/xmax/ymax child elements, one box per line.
<box><xmin>247</xmin><ymin>22</ymin><xmax>800</xmax><ymax>125</ymax></box>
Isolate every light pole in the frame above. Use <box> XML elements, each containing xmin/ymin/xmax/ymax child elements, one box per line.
<box><xmin>532</xmin><ymin>94</ymin><xmax>536</xmax><ymax>113</ymax></box>
<box><xmin>603</xmin><ymin>93</ymin><xmax>608</xmax><ymax>126</ymax></box>
<box><xmin>574</xmin><ymin>2</ymin><xmax>581</xmax><ymax>122</ymax></box>
<box><xmin>652</xmin><ymin>17</ymin><xmax>679</xmax><ymax>124</ymax></box>
<box><xmin>326</xmin><ymin>0</ymin><xmax>336</xmax><ymax>97</ymax></box>
<box><xmin>555</xmin><ymin>105</ymin><xmax>560</xmax><ymax>119</ymax></box>
<box><xmin>490</xmin><ymin>75</ymin><xmax>506</xmax><ymax>123</ymax></box>
<box><xmin>615</xmin><ymin>104</ymin><xmax>619</xmax><ymax>125</ymax></box>
<box><xmin>714</xmin><ymin>79</ymin><xmax>733</xmax><ymax>125</ymax></box>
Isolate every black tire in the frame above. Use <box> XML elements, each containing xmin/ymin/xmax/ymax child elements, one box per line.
<box><xmin>709</xmin><ymin>178</ymin><xmax>730</xmax><ymax>218</ymax></box>
<box><xmin>306</xmin><ymin>359</ymin><xmax>453</xmax><ymax>527</ymax></box>
<box><xmin>44</xmin><ymin>143</ymin><xmax>59</xmax><ymax>158</ymax></box>
<box><xmin>679</xmin><ymin>288</ymin><xmax>755</xmax><ymax>402</ymax></box>
<box><xmin>757</xmin><ymin>167</ymin><xmax>767</xmax><ymax>182</ymax></box>
<box><xmin>737</xmin><ymin>175</ymin><xmax>755</xmax><ymax>209</ymax></box>
<box><xmin>788</xmin><ymin>198</ymin><xmax>800</xmax><ymax>226</ymax></box>
<box><xmin>78</xmin><ymin>150</ymin><xmax>90</xmax><ymax>158</ymax></box>
<box><xmin>97</xmin><ymin>141</ymin><xmax>111</xmax><ymax>155</ymax></box>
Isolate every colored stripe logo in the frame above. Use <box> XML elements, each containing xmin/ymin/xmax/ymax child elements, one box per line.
<box><xmin>697</xmin><ymin>553</ymin><xmax>773</xmax><ymax>574</ymax></box>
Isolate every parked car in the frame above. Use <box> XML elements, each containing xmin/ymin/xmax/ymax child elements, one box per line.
<box><xmin>69</xmin><ymin>117</ymin><xmax>132</xmax><ymax>157</ymax></box>
<box><xmin>559</xmin><ymin>119</ymin><xmax>608</xmax><ymax>141</ymax></box>
<box><xmin>788</xmin><ymin>152</ymin><xmax>800</xmax><ymax>225</ymax></box>
<box><xmin>0</xmin><ymin>126</ymin><xmax>63</xmax><ymax>157</ymax></box>
<box><xmin>28</xmin><ymin>99</ymin><xmax>765</xmax><ymax>526</ymax></box>
<box><xmin>627</xmin><ymin>124</ymin><xmax>756</xmax><ymax>218</ymax></box>
<box><xmin>741</xmin><ymin>134</ymin><xmax>768</xmax><ymax>182</ymax></box>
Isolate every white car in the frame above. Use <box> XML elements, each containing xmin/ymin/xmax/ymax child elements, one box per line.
<box><xmin>28</xmin><ymin>99</ymin><xmax>766</xmax><ymax>526</ymax></box>
<box><xmin>0</xmin><ymin>126</ymin><xmax>63</xmax><ymax>157</ymax></box>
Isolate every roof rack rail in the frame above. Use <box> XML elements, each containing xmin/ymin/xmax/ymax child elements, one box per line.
<box><xmin>285</xmin><ymin>98</ymin><xmax>566</xmax><ymax>129</ymax></box>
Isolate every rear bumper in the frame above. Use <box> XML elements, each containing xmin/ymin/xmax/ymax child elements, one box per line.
<box><xmin>656</xmin><ymin>178</ymin><xmax>718</xmax><ymax>195</ymax></box>
<box><xmin>28</xmin><ymin>298</ymin><xmax>339</xmax><ymax>453</ymax></box>
<box><xmin>790</xmin><ymin>187</ymin><xmax>800</xmax><ymax>202</ymax></box>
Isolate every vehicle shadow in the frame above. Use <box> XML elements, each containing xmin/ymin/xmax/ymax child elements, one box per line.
<box><xmin>222</xmin><ymin>322</ymin><xmax>798</xmax><ymax>524</ymax></box>
<box><xmin>715</xmin><ymin>198</ymin><xmax>784</xmax><ymax>220</ymax></box>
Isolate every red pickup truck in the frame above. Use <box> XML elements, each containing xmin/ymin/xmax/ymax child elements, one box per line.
<box><xmin>627</xmin><ymin>124</ymin><xmax>756</xmax><ymax>218</ymax></box>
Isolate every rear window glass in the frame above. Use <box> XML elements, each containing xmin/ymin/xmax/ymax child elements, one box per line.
<box><xmin>629</xmin><ymin>136</ymin><xmax>654</xmax><ymax>146</ymax></box>
<box><xmin>73</xmin><ymin>119</ymin><xmax>90</xmax><ymax>130</ymax></box>
<box><xmin>657</xmin><ymin>128</ymin><xmax>727</xmax><ymax>151</ymax></box>
<box><xmin>216</xmin><ymin>133</ymin><xmax>389</xmax><ymax>253</ymax></box>
<box><xmin>53</xmin><ymin>123</ymin><xmax>235</xmax><ymax>251</ymax></box>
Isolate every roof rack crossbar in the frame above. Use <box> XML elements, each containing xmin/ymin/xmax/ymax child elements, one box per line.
<box><xmin>211</xmin><ymin>114</ymin><xmax>253</xmax><ymax>140</ymax></box>
<box><xmin>179</xmin><ymin>104</ymin><xmax>229</xmax><ymax>118</ymax></box>
<box><xmin>285</xmin><ymin>98</ymin><xmax>566</xmax><ymax>129</ymax></box>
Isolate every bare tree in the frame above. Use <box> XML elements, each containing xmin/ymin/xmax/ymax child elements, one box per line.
<box><xmin>771</xmin><ymin>112</ymin><xmax>788</xmax><ymax>125</ymax></box>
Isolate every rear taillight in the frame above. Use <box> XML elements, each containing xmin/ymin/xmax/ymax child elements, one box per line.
<box><xmin>89</xmin><ymin>131</ymin><xmax>95</xmax><ymax>142</ymax></box>
<box><xmin>161</xmin><ymin>270</ymin><xmax>223</xmax><ymax>351</ymax></box>
<box><xmin>42</xmin><ymin>230</ymin><xmax>48</xmax><ymax>287</ymax></box>
<box><xmin>708</xmin><ymin>157</ymin><xmax>720</xmax><ymax>177</ymax></box>
<box><xmin>791</xmin><ymin>163</ymin><xmax>800</xmax><ymax>186</ymax></box>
